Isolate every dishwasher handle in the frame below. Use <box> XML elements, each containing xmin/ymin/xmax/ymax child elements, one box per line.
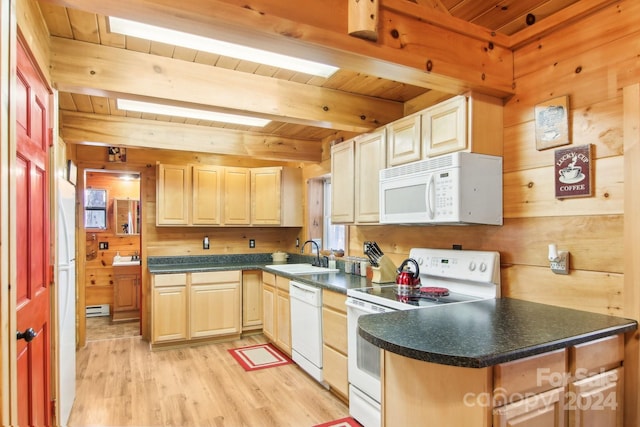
<box><xmin>289</xmin><ymin>281</ymin><xmax>322</xmax><ymax>306</ymax></box>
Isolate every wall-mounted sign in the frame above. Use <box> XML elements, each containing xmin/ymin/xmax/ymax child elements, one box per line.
<box><xmin>555</xmin><ymin>144</ymin><xmax>592</xmax><ymax>199</ymax></box>
<box><xmin>535</xmin><ymin>95</ymin><xmax>570</xmax><ymax>150</ymax></box>
<box><xmin>108</xmin><ymin>146</ymin><xmax>127</xmax><ymax>162</ymax></box>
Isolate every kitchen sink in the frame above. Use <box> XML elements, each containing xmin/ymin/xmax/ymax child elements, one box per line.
<box><xmin>264</xmin><ymin>263</ymin><xmax>339</xmax><ymax>275</ymax></box>
<box><xmin>112</xmin><ymin>258</ymin><xmax>141</xmax><ymax>267</ymax></box>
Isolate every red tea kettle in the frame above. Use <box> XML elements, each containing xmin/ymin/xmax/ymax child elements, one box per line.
<box><xmin>396</xmin><ymin>258</ymin><xmax>420</xmax><ymax>302</ymax></box>
<box><xmin>396</xmin><ymin>258</ymin><xmax>420</xmax><ymax>286</ymax></box>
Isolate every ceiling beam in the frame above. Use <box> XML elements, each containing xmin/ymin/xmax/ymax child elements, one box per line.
<box><xmin>50</xmin><ymin>37</ymin><xmax>404</xmax><ymax>133</ymax></box>
<box><xmin>42</xmin><ymin>0</ymin><xmax>515</xmax><ymax>97</ymax></box>
<box><xmin>508</xmin><ymin>0</ymin><xmax>621</xmax><ymax>49</ymax></box>
<box><xmin>60</xmin><ymin>111</ymin><xmax>323</xmax><ymax>162</ymax></box>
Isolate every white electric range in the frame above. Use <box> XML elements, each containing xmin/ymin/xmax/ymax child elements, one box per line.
<box><xmin>345</xmin><ymin>248</ymin><xmax>501</xmax><ymax>427</ymax></box>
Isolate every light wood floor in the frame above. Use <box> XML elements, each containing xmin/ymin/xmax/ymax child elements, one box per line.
<box><xmin>68</xmin><ymin>334</ymin><xmax>349</xmax><ymax>426</ymax></box>
<box><xmin>86</xmin><ymin>316</ymin><xmax>140</xmax><ymax>341</ymax></box>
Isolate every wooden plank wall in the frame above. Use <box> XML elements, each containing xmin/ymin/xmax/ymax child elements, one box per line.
<box><xmin>342</xmin><ymin>0</ymin><xmax>639</xmax><ymax>319</ymax></box>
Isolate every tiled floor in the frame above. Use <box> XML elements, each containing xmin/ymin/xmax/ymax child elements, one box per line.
<box><xmin>85</xmin><ymin>316</ymin><xmax>140</xmax><ymax>341</ymax></box>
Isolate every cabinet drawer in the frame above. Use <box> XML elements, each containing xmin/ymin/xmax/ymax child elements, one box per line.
<box><xmin>323</xmin><ymin>344</ymin><xmax>348</xmax><ymax>399</ymax></box>
<box><xmin>571</xmin><ymin>334</ymin><xmax>624</xmax><ymax>376</ymax></box>
<box><xmin>191</xmin><ymin>270</ymin><xmax>240</xmax><ymax>285</ymax></box>
<box><xmin>275</xmin><ymin>275</ymin><xmax>290</xmax><ymax>291</ymax></box>
<box><xmin>494</xmin><ymin>349</ymin><xmax>567</xmax><ymax>405</ymax></box>
<box><xmin>153</xmin><ymin>273</ymin><xmax>187</xmax><ymax>287</ymax></box>
<box><xmin>322</xmin><ymin>307</ymin><xmax>347</xmax><ymax>354</ymax></box>
<box><xmin>262</xmin><ymin>271</ymin><xmax>275</xmax><ymax>286</ymax></box>
<box><xmin>493</xmin><ymin>386</ymin><xmax>565</xmax><ymax>427</ymax></box>
<box><xmin>322</xmin><ymin>289</ymin><xmax>346</xmax><ymax>313</ymax></box>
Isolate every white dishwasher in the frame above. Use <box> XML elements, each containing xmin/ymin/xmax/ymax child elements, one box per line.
<box><xmin>289</xmin><ymin>281</ymin><xmax>324</xmax><ymax>384</ymax></box>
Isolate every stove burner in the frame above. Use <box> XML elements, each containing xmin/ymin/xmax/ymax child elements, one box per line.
<box><xmin>419</xmin><ymin>286</ymin><xmax>450</xmax><ymax>297</ymax></box>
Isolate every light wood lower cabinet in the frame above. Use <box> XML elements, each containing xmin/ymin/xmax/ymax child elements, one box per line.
<box><xmin>112</xmin><ymin>265</ymin><xmax>140</xmax><ymax>322</ymax></box>
<box><xmin>322</xmin><ymin>289</ymin><xmax>348</xmax><ymax>400</ymax></box>
<box><xmin>151</xmin><ymin>271</ymin><xmax>242</xmax><ymax>346</ymax></box>
<box><xmin>242</xmin><ymin>270</ymin><xmax>263</xmax><ymax>331</ymax></box>
<box><xmin>262</xmin><ymin>280</ymin><xmax>276</xmax><ymax>342</ymax></box>
<box><xmin>493</xmin><ymin>387</ymin><xmax>566</xmax><ymax>427</ymax></box>
<box><xmin>152</xmin><ymin>273</ymin><xmax>188</xmax><ymax>343</ymax></box>
<box><xmin>568</xmin><ymin>335</ymin><xmax>624</xmax><ymax>427</ymax></box>
<box><xmin>261</xmin><ymin>272</ymin><xmax>291</xmax><ymax>356</ymax></box>
<box><xmin>382</xmin><ymin>333</ymin><xmax>626</xmax><ymax>427</ymax></box>
<box><xmin>189</xmin><ymin>271</ymin><xmax>241</xmax><ymax>340</ymax></box>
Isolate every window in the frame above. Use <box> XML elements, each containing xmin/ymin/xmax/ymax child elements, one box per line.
<box><xmin>84</xmin><ymin>189</ymin><xmax>107</xmax><ymax>229</ymax></box>
<box><xmin>323</xmin><ymin>178</ymin><xmax>346</xmax><ymax>251</ymax></box>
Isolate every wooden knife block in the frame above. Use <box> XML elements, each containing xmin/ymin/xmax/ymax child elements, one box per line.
<box><xmin>371</xmin><ymin>255</ymin><xmax>397</xmax><ymax>283</ymax></box>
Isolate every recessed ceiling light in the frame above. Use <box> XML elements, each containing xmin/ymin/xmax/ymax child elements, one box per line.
<box><xmin>108</xmin><ymin>17</ymin><xmax>339</xmax><ymax>78</ymax></box>
<box><xmin>116</xmin><ymin>99</ymin><xmax>271</xmax><ymax>127</ymax></box>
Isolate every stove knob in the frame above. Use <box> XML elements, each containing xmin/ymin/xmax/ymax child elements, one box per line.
<box><xmin>479</xmin><ymin>262</ymin><xmax>487</xmax><ymax>272</ymax></box>
<box><xmin>469</xmin><ymin>261</ymin><xmax>476</xmax><ymax>271</ymax></box>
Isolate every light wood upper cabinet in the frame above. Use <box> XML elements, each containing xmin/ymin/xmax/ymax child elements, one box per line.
<box><xmin>192</xmin><ymin>165</ymin><xmax>223</xmax><ymax>225</ymax></box>
<box><xmin>332</xmin><ymin>131</ymin><xmax>385</xmax><ymax>224</ymax></box>
<box><xmin>355</xmin><ymin>129</ymin><xmax>386</xmax><ymax>223</ymax></box>
<box><xmin>158</xmin><ymin>163</ymin><xmax>302</xmax><ymax>227</ymax></box>
<box><xmin>422</xmin><ymin>95</ymin><xmax>467</xmax><ymax>157</ymax></box>
<box><xmin>422</xmin><ymin>93</ymin><xmax>503</xmax><ymax>158</ymax></box>
<box><xmin>156</xmin><ymin>164</ymin><xmax>190</xmax><ymax>225</ymax></box>
<box><xmin>157</xmin><ymin>163</ymin><xmax>222</xmax><ymax>226</ymax></box>
<box><xmin>251</xmin><ymin>167</ymin><xmax>303</xmax><ymax>226</ymax></box>
<box><xmin>331</xmin><ymin>139</ymin><xmax>355</xmax><ymax>223</ymax></box>
<box><xmin>387</xmin><ymin>115</ymin><xmax>421</xmax><ymax>166</ymax></box>
<box><xmin>223</xmin><ymin>167</ymin><xmax>251</xmax><ymax>225</ymax></box>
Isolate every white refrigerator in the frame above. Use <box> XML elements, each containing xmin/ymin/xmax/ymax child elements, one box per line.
<box><xmin>57</xmin><ymin>179</ymin><xmax>76</xmax><ymax>425</ymax></box>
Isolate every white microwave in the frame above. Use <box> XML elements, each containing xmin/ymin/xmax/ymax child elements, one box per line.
<box><xmin>379</xmin><ymin>152</ymin><xmax>503</xmax><ymax>225</ymax></box>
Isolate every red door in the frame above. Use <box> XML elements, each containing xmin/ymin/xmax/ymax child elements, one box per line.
<box><xmin>15</xmin><ymin>39</ymin><xmax>52</xmax><ymax>427</ymax></box>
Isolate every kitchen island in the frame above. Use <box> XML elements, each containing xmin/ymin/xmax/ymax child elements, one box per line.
<box><xmin>358</xmin><ymin>298</ymin><xmax>637</xmax><ymax>426</ymax></box>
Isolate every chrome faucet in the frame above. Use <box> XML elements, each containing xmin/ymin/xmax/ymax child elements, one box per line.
<box><xmin>301</xmin><ymin>240</ymin><xmax>322</xmax><ymax>267</ymax></box>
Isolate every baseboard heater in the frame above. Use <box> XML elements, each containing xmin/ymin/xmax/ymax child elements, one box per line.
<box><xmin>85</xmin><ymin>304</ymin><xmax>110</xmax><ymax>317</ymax></box>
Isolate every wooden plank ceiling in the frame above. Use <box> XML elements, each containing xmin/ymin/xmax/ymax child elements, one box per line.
<box><xmin>35</xmin><ymin>0</ymin><xmax>584</xmax><ymax>162</ymax></box>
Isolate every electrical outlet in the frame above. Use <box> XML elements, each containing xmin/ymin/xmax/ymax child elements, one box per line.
<box><xmin>203</xmin><ymin>236</ymin><xmax>209</xmax><ymax>250</ymax></box>
<box><xmin>99</xmin><ymin>242</ymin><xmax>109</xmax><ymax>250</ymax></box>
<box><xmin>249</xmin><ymin>239</ymin><xmax>255</xmax><ymax>248</ymax></box>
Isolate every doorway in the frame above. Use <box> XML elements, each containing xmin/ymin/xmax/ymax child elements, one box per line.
<box><xmin>82</xmin><ymin>170</ymin><xmax>142</xmax><ymax>342</ymax></box>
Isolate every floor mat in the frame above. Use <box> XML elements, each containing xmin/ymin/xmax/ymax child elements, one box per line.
<box><xmin>228</xmin><ymin>343</ymin><xmax>292</xmax><ymax>371</ymax></box>
<box><xmin>313</xmin><ymin>417</ymin><xmax>362</xmax><ymax>427</ymax></box>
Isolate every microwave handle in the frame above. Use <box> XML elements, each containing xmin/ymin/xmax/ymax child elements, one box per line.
<box><xmin>426</xmin><ymin>174</ymin><xmax>435</xmax><ymax>219</ymax></box>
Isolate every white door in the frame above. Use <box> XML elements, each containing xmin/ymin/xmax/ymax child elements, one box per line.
<box><xmin>57</xmin><ymin>179</ymin><xmax>76</xmax><ymax>424</ymax></box>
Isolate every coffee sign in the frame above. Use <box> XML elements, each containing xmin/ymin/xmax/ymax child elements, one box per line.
<box><xmin>555</xmin><ymin>144</ymin><xmax>592</xmax><ymax>199</ymax></box>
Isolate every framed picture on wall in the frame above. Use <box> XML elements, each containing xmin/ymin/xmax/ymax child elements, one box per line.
<box><xmin>535</xmin><ymin>95</ymin><xmax>570</xmax><ymax>150</ymax></box>
<box><xmin>67</xmin><ymin>160</ymin><xmax>77</xmax><ymax>186</ymax></box>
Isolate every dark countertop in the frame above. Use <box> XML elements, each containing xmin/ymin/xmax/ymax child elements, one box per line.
<box><xmin>358</xmin><ymin>298</ymin><xmax>637</xmax><ymax>368</ymax></box>
<box><xmin>147</xmin><ymin>253</ymin><xmax>373</xmax><ymax>294</ymax></box>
